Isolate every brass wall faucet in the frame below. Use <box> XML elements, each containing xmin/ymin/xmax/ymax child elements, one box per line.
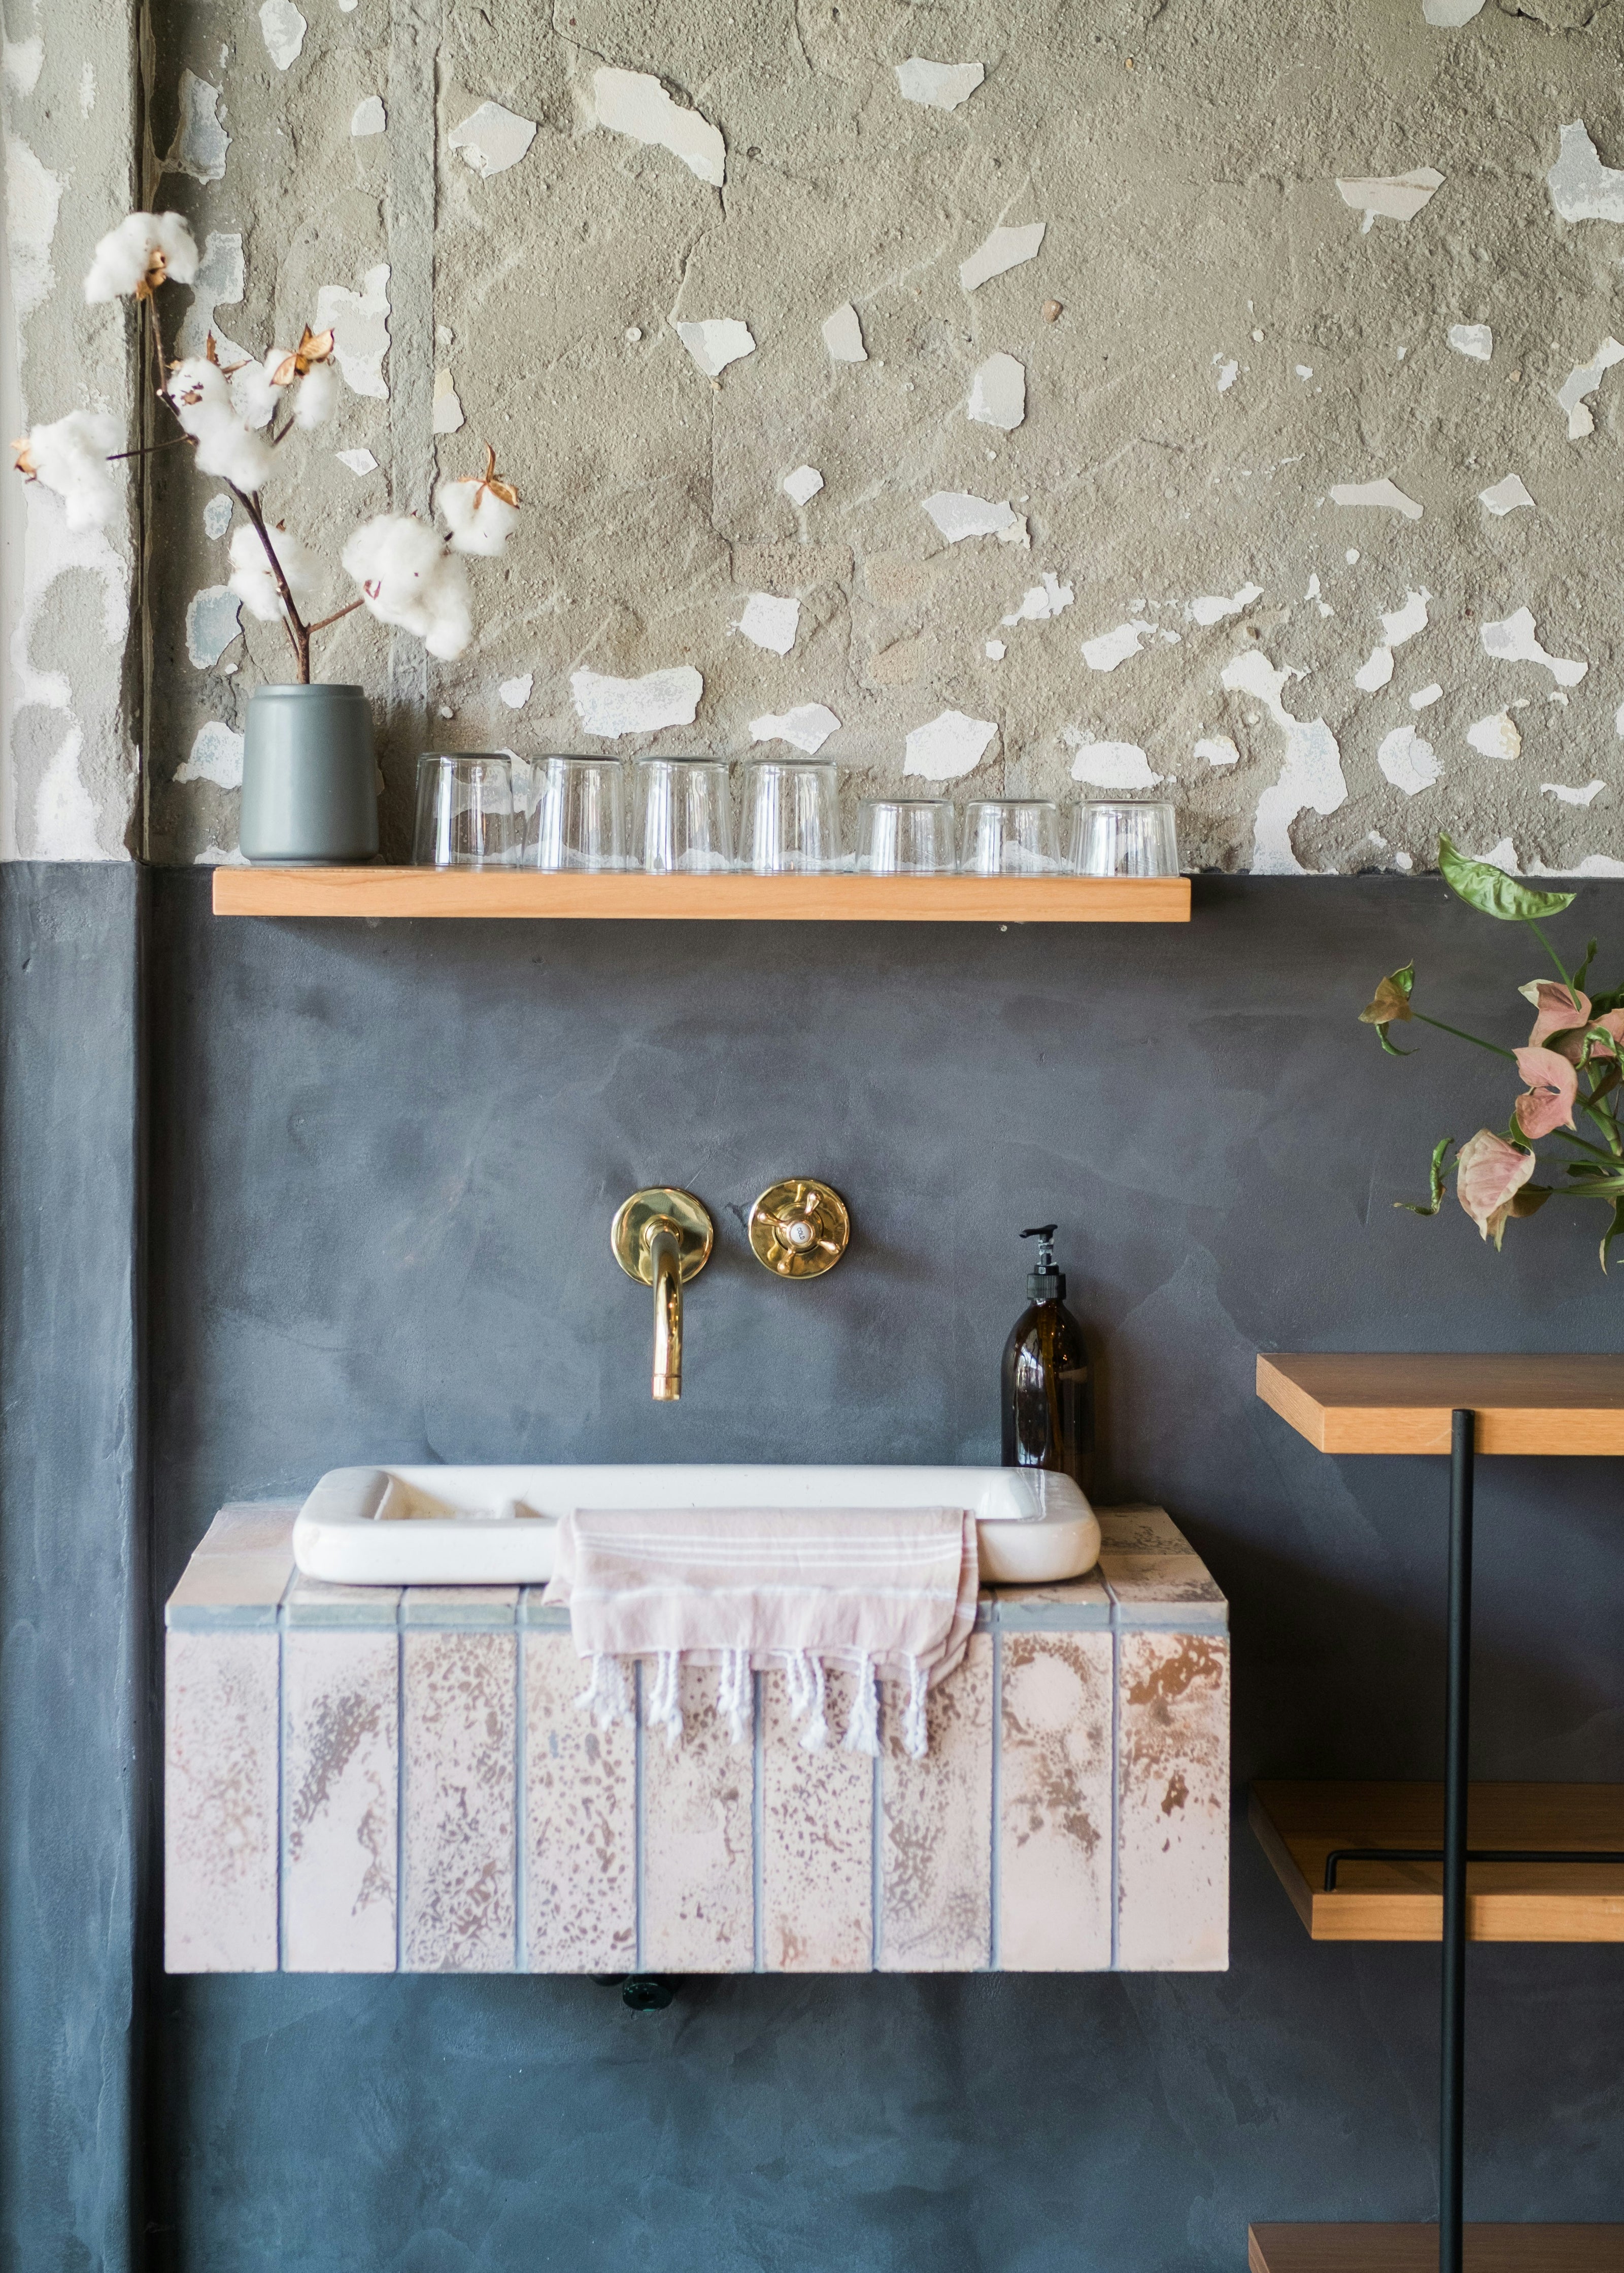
<box><xmin>611</xmin><ymin>1188</ymin><xmax>714</xmax><ymax>1401</ymax></box>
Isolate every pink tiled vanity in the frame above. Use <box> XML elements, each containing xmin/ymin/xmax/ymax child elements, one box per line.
<box><xmin>165</xmin><ymin>1503</ymin><xmax>1228</xmax><ymax>1976</ymax></box>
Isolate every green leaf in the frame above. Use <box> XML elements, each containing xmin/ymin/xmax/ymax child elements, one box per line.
<box><xmin>1602</xmin><ymin>1198</ymin><xmax>1624</xmax><ymax>1274</ymax></box>
<box><xmin>1590</xmin><ymin>988</ymin><xmax>1624</xmax><ymax>1016</ymax></box>
<box><xmin>1575</xmin><ymin>938</ymin><xmax>1600</xmax><ymax>993</ymax></box>
<box><xmin>1438</xmin><ymin>834</ymin><xmax>1576</xmax><ymax>922</ymax></box>
<box><xmin>1360</xmin><ymin>962</ymin><xmax>1415</xmax><ymax>1054</ymax></box>
<box><xmin>1396</xmin><ymin>1134</ymin><xmax>1456</xmax><ymax>1217</ymax></box>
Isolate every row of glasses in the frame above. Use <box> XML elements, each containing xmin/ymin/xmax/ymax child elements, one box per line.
<box><xmin>411</xmin><ymin>754</ymin><xmax>1179</xmax><ymax>877</ymax></box>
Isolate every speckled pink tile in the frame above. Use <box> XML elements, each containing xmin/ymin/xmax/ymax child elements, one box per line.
<box><xmin>1118</xmin><ymin>1630</ymin><xmax>1230</xmax><ymax>1971</ymax></box>
<box><xmin>523</xmin><ymin>1636</ymin><xmax>635</xmax><ymax>1974</ymax></box>
<box><xmin>998</xmin><ymin>1632</ymin><xmax>1113</xmax><ymax>1970</ymax></box>
<box><xmin>283</xmin><ymin>1630</ymin><xmax>398</xmax><ymax>1973</ymax></box>
<box><xmin>401</xmin><ymin>1631</ymin><xmax>516</xmax><ymax>1973</ymax></box>
<box><xmin>759</xmin><ymin>1665</ymin><xmax>873</xmax><ymax>1973</ymax></box>
<box><xmin>879</xmin><ymin>1634</ymin><xmax>992</xmax><ymax>1972</ymax></box>
<box><xmin>641</xmin><ymin>1660</ymin><xmax>755</xmax><ymax>1974</ymax></box>
<box><xmin>165</xmin><ymin>1630</ymin><xmax>279</xmax><ymax>1972</ymax></box>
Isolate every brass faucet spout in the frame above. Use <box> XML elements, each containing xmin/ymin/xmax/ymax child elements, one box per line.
<box><xmin>647</xmin><ymin>1220</ymin><xmax>683</xmax><ymax>1401</ymax></box>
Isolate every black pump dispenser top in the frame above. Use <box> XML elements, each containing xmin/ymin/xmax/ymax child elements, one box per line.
<box><xmin>1021</xmin><ymin>1222</ymin><xmax>1065</xmax><ymax>1300</ymax></box>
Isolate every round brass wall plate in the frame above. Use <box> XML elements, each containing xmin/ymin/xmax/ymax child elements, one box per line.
<box><xmin>748</xmin><ymin>1178</ymin><xmax>851</xmax><ymax>1279</ymax></box>
<box><xmin>611</xmin><ymin>1188</ymin><xmax>714</xmax><ymax>1285</ymax></box>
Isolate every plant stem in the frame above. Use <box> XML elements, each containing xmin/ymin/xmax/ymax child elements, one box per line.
<box><xmin>229</xmin><ymin>482</ymin><xmax>311</xmax><ymax>681</ymax></box>
<box><xmin>1411</xmin><ymin>1011</ymin><xmax>1518</xmax><ymax>1061</ymax></box>
<box><xmin>304</xmin><ymin>598</ymin><xmax>363</xmax><ymax>635</ymax></box>
<box><xmin>1547</xmin><ymin>1125</ymin><xmax>1621</xmax><ymax>1161</ymax></box>
<box><xmin>108</xmin><ymin>435</ymin><xmax>195</xmax><ymax>461</ymax></box>
<box><xmin>1524</xmin><ymin>917</ymin><xmax>1572</xmax><ymax>989</ymax></box>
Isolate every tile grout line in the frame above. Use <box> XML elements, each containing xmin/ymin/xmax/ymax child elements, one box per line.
<box><xmin>870</xmin><ymin>1736</ymin><xmax>883</xmax><ymax>1974</ymax></box>
<box><xmin>1108</xmin><ymin>1581</ymin><xmax>1122</xmax><ymax>1973</ymax></box>
<box><xmin>513</xmin><ymin>1600</ymin><xmax>527</xmax><ymax>1976</ymax></box>
<box><xmin>395</xmin><ymin>1591</ymin><xmax>407</xmax><ymax>1975</ymax></box>
<box><xmin>633</xmin><ymin>1658</ymin><xmax>645</xmax><ymax>1975</ymax></box>
<box><xmin>751</xmin><ymin>1671</ymin><xmax>764</xmax><ymax>1975</ymax></box>
<box><xmin>989</xmin><ymin>1617</ymin><xmax>1002</xmax><ymax>1973</ymax></box>
<box><xmin>277</xmin><ymin>1601</ymin><xmax>289</xmax><ymax>1972</ymax></box>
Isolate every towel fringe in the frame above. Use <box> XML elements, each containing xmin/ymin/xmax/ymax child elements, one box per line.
<box><xmin>902</xmin><ymin>1654</ymin><xmax>929</xmax><ymax>1760</ymax></box>
<box><xmin>841</xmin><ymin>1652</ymin><xmax>880</xmax><ymax>1757</ymax></box>
<box><xmin>646</xmin><ymin>1648</ymin><xmax>684</xmax><ymax>1748</ymax></box>
<box><xmin>717</xmin><ymin>1646</ymin><xmax>753</xmax><ymax>1747</ymax></box>
<box><xmin>574</xmin><ymin>1651</ymin><xmax>633</xmax><ymax>1731</ymax></box>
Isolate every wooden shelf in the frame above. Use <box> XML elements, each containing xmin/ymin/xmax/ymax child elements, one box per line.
<box><xmin>1251</xmin><ymin>1782</ymin><xmax>1624</xmax><ymax>1943</ymax></box>
<box><xmin>1249</xmin><ymin>2225</ymin><xmax>1624</xmax><ymax>2271</ymax></box>
<box><xmin>1256</xmin><ymin>1353</ymin><xmax>1624</xmax><ymax>1457</ymax></box>
<box><xmin>211</xmin><ymin>866</ymin><xmax>1191</xmax><ymax>924</ymax></box>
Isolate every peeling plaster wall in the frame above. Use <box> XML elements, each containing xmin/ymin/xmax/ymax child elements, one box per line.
<box><xmin>0</xmin><ymin>0</ymin><xmax>142</xmax><ymax>858</ymax></box>
<box><xmin>123</xmin><ymin>0</ymin><xmax>1624</xmax><ymax>870</ymax></box>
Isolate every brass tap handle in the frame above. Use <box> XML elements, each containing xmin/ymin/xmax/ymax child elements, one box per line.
<box><xmin>747</xmin><ymin>1179</ymin><xmax>851</xmax><ymax>1279</ymax></box>
<box><xmin>611</xmin><ymin>1188</ymin><xmax>714</xmax><ymax>1403</ymax></box>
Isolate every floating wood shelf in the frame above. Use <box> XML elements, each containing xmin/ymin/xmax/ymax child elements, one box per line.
<box><xmin>1256</xmin><ymin>1353</ymin><xmax>1624</xmax><ymax>1458</ymax></box>
<box><xmin>1249</xmin><ymin>2224</ymin><xmax>1624</xmax><ymax>2271</ymax></box>
<box><xmin>211</xmin><ymin>866</ymin><xmax>1191</xmax><ymax>923</ymax></box>
<box><xmin>1250</xmin><ymin>1782</ymin><xmax>1624</xmax><ymax>1943</ymax></box>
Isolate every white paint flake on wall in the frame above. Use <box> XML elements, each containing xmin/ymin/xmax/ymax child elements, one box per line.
<box><xmin>823</xmin><ymin>303</ymin><xmax>866</xmax><ymax>362</ymax></box>
<box><xmin>1382</xmin><ymin>590</ymin><xmax>1430</xmax><ymax>646</ymax></box>
<box><xmin>1223</xmin><ymin>650</ymin><xmax>1345</xmax><ymax>874</ymax></box>
<box><xmin>448</xmin><ymin>101</ymin><xmax>537</xmax><ymax>179</ymax></box>
<box><xmin>894</xmin><ymin>59</ymin><xmax>985</xmax><ymax>111</ymax></box>
<box><xmin>258</xmin><ymin>0</ymin><xmax>306</xmax><ymax>71</ymax></box>
<box><xmin>431</xmin><ymin>369</ymin><xmax>464</xmax><ymax>433</ymax></box>
<box><xmin>1187</xmin><ymin>582</ymin><xmax>1262</xmax><ymax>626</ymax></box>
<box><xmin>904</xmin><ymin>709</ymin><xmax>997</xmax><ymax>778</ymax></box>
<box><xmin>1195</xmin><ymin>735</ymin><xmax>1241</xmax><ymax>767</ymax></box>
<box><xmin>7</xmin><ymin>137</ymin><xmax>63</xmax><ymax>317</ymax></box>
<box><xmin>184</xmin><ymin>586</ymin><xmax>242</xmax><ymax>670</ymax></box>
<box><xmin>1467</xmin><ymin>712</ymin><xmax>1521</xmax><ymax>761</ymax></box>
<box><xmin>315</xmin><ymin>264</ymin><xmax>391</xmax><ymax>398</ymax></box>
<box><xmin>1481</xmin><ymin>607</ymin><xmax>1586</xmax><ymax>687</ymax></box>
<box><xmin>164</xmin><ymin>72</ymin><xmax>229</xmax><ymax>182</ymax></box>
<box><xmin>1422</xmin><ymin>0</ymin><xmax>1486</xmax><ymax>21</ymax></box>
<box><xmin>1213</xmin><ymin>357</ymin><xmax>1239</xmax><ymax>394</ymax></box>
<box><xmin>1335</xmin><ymin>167</ymin><xmax>1443</xmax><ymax>233</ymax></box>
<box><xmin>733</xmin><ymin>593</ymin><xmax>800</xmax><ymax>654</ymax></box>
<box><xmin>1081</xmin><ymin>620</ymin><xmax>1156</xmax><ymax>672</ymax></box>
<box><xmin>959</xmin><ymin>222</ymin><xmax>1045</xmax><ymax>292</ymax></box>
<box><xmin>672</xmin><ymin>319</ymin><xmax>756</xmax><ymax>377</ymax></box>
<box><xmin>1063</xmin><ymin>731</ymin><xmax>1163</xmax><ymax>790</ymax></box>
<box><xmin>351</xmin><ymin>96</ymin><xmax>386</xmax><ymax>138</ymax></box>
<box><xmin>571</xmin><ymin>666</ymin><xmax>703</xmax><ymax>738</ymax></box>
<box><xmin>1377</xmin><ymin>725</ymin><xmax>1440</xmax><ymax>796</ymax></box>
<box><xmin>1355</xmin><ymin>647</ymin><xmax>1395</xmax><ymax>693</ymax></box>
<box><xmin>782</xmin><ymin>465</ymin><xmax>823</xmax><ymax>506</ymax></box>
<box><xmin>202</xmin><ymin>494</ymin><xmax>233</xmax><ymax>539</ymax></box>
<box><xmin>3</xmin><ymin>37</ymin><xmax>43</xmax><ymax>92</ymax></box>
<box><xmin>1330</xmin><ymin>480</ymin><xmax>1424</xmax><ymax>519</ymax></box>
<box><xmin>1447</xmin><ymin>323</ymin><xmax>1492</xmax><ymax>361</ymax></box>
<box><xmin>175</xmin><ymin>720</ymin><xmax>244</xmax><ymax>788</ymax></box>
<box><xmin>1555</xmin><ymin>338</ymin><xmax>1624</xmax><ymax>440</ymax></box>
<box><xmin>1543</xmin><ymin>778</ymin><xmax>1606</xmax><ymax>805</ymax></box>
<box><xmin>177</xmin><ymin>229</ymin><xmax>244</xmax><ymax>359</ymax></box>
<box><xmin>1002</xmin><ymin>573</ymin><xmax>1073</xmax><ymax>625</ymax></box>
<box><xmin>1410</xmin><ymin>684</ymin><xmax>1443</xmax><ymax>710</ymax></box>
<box><xmin>1546</xmin><ymin>122</ymin><xmax>1624</xmax><ymax>224</ymax></box>
<box><xmin>499</xmin><ymin>673</ymin><xmax>533</xmax><ymax>709</ymax></box>
<box><xmin>923</xmin><ymin>492</ymin><xmax>1027</xmax><ymax>545</ymax></box>
<box><xmin>1479</xmin><ymin>474</ymin><xmax>1534</xmax><ymax>515</ymax></box>
<box><xmin>751</xmin><ymin>704</ymin><xmax>839</xmax><ymax>754</ymax></box>
<box><xmin>591</xmin><ymin>69</ymin><xmax>725</xmax><ymax>187</ymax></box>
<box><xmin>336</xmin><ymin>449</ymin><xmax>378</xmax><ymax>476</ymax></box>
<box><xmin>967</xmin><ymin>353</ymin><xmax>1025</xmax><ymax>430</ymax></box>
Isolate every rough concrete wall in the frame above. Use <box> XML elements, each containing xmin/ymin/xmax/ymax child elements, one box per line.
<box><xmin>1</xmin><ymin>0</ymin><xmax>141</xmax><ymax>857</ymax></box>
<box><xmin>48</xmin><ymin>0</ymin><xmax>1624</xmax><ymax>869</ymax></box>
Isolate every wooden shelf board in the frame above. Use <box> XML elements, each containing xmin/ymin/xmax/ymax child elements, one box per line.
<box><xmin>211</xmin><ymin>866</ymin><xmax>1191</xmax><ymax>924</ymax></box>
<box><xmin>1249</xmin><ymin>2225</ymin><xmax>1624</xmax><ymax>2272</ymax></box>
<box><xmin>1251</xmin><ymin>1782</ymin><xmax>1624</xmax><ymax>1943</ymax></box>
<box><xmin>1256</xmin><ymin>1353</ymin><xmax>1624</xmax><ymax>1457</ymax></box>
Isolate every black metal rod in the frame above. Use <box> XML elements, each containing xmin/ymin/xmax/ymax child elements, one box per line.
<box><xmin>1323</xmin><ymin>1845</ymin><xmax>1624</xmax><ymax>1893</ymax></box>
<box><xmin>1440</xmin><ymin>1409</ymin><xmax>1474</xmax><ymax>2273</ymax></box>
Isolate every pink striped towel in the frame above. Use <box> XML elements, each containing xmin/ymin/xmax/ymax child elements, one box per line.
<box><xmin>540</xmin><ymin>1505</ymin><xmax>979</xmax><ymax>1759</ymax></box>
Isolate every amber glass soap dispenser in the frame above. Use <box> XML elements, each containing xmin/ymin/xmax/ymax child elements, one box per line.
<box><xmin>1000</xmin><ymin>1224</ymin><xmax>1094</xmax><ymax>1493</ymax></box>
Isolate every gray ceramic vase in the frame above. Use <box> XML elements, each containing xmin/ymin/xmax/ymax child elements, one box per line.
<box><xmin>239</xmin><ymin>684</ymin><xmax>379</xmax><ymax>865</ymax></box>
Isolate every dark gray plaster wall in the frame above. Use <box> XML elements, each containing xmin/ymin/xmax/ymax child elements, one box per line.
<box><xmin>0</xmin><ymin>866</ymin><xmax>141</xmax><ymax>2273</ymax></box>
<box><xmin>139</xmin><ymin>873</ymin><xmax>1624</xmax><ymax>2273</ymax></box>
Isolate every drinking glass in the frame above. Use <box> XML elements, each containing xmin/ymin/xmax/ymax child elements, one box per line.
<box><xmin>741</xmin><ymin>758</ymin><xmax>844</xmax><ymax>874</ymax></box>
<box><xmin>412</xmin><ymin>754</ymin><xmax>520</xmax><ymax>869</ymax></box>
<box><xmin>1069</xmin><ymin>799</ymin><xmax>1180</xmax><ymax>878</ymax></box>
<box><xmin>525</xmin><ymin>755</ymin><xmax>626</xmax><ymax>871</ymax></box>
<box><xmin>630</xmin><ymin>756</ymin><xmax>735</xmax><ymax>873</ymax></box>
<box><xmin>959</xmin><ymin>799</ymin><xmax>1063</xmax><ymax>876</ymax></box>
<box><xmin>856</xmin><ymin>798</ymin><xmax>956</xmax><ymax>876</ymax></box>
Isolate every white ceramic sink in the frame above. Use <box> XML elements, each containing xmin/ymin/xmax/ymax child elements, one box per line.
<box><xmin>292</xmin><ymin>1463</ymin><xmax>1100</xmax><ymax>1587</ymax></box>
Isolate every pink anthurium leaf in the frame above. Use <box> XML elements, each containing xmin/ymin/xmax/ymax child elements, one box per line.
<box><xmin>1519</xmin><ymin>980</ymin><xmax>1593</xmax><ymax>1062</ymax></box>
<box><xmin>1513</xmin><ymin>1045</ymin><xmax>1578</xmax><ymax>1138</ymax></box>
<box><xmin>1455</xmin><ymin>1128</ymin><xmax>1536</xmax><ymax>1248</ymax></box>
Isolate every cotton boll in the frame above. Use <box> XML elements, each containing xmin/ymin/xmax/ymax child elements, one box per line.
<box><xmin>342</xmin><ymin>514</ymin><xmax>473</xmax><ymax>658</ymax></box>
<box><xmin>166</xmin><ymin>355</ymin><xmax>232</xmax><ymax>418</ymax></box>
<box><xmin>439</xmin><ymin>478</ymin><xmax>518</xmax><ymax>558</ymax></box>
<box><xmin>23</xmin><ymin>411</ymin><xmax>122</xmax><ymax>531</ymax></box>
<box><xmin>293</xmin><ymin>361</ymin><xmax>338</xmax><ymax>429</ymax></box>
<box><xmin>227</xmin><ymin>521</ymin><xmax>319</xmax><ymax>623</ymax></box>
<box><xmin>230</xmin><ymin>353</ymin><xmax>282</xmax><ymax>432</ymax></box>
<box><xmin>167</xmin><ymin>359</ymin><xmax>272</xmax><ymax>489</ymax></box>
<box><xmin>421</xmin><ymin>555</ymin><xmax>472</xmax><ymax>659</ymax></box>
<box><xmin>83</xmin><ymin>210</ymin><xmax>198</xmax><ymax>302</ymax></box>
